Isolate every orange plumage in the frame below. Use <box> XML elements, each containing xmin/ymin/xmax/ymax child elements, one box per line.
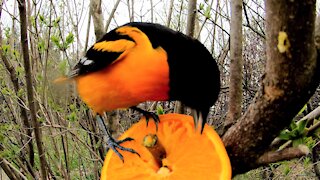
<box><xmin>56</xmin><ymin>22</ymin><xmax>221</xmax><ymax>161</ymax></box>
<box><xmin>61</xmin><ymin>22</ymin><xmax>220</xmax><ymax>132</ymax></box>
<box><xmin>74</xmin><ymin>26</ymin><xmax>169</xmax><ymax>114</ymax></box>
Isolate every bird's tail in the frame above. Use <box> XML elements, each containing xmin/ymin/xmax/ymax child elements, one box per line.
<box><xmin>192</xmin><ymin>108</ymin><xmax>208</xmax><ymax>133</ymax></box>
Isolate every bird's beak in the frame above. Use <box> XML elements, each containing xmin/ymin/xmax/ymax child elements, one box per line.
<box><xmin>53</xmin><ymin>66</ymin><xmax>79</xmax><ymax>84</ymax></box>
<box><xmin>68</xmin><ymin>67</ymin><xmax>80</xmax><ymax>78</ymax></box>
<box><xmin>53</xmin><ymin>76</ymin><xmax>70</xmax><ymax>83</ymax></box>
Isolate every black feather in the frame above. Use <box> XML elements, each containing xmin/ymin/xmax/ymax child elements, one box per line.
<box><xmin>123</xmin><ymin>22</ymin><xmax>220</xmax><ymax>125</ymax></box>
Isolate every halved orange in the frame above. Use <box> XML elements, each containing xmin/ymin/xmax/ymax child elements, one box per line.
<box><xmin>101</xmin><ymin>113</ymin><xmax>231</xmax><ymax>180</ymax></box>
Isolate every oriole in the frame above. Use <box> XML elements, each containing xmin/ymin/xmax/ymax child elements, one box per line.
<box><xmin>63</xmin><ymin>22</ymin><xmax>220</xmax><ymax>160</ymax></box>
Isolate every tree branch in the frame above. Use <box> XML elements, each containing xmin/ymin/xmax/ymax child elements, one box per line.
<box><xmin>17</xmin><ymin>0</ymin><xmax>48</xmax><ymax>178</ymax></box>
<box><xmin>186</xmin><ymin>0</ymin><xmax>197</xmax><ymax>37</ymax></box>
<box><xmin>257</xmin><ymin>145</ymin><xmax>310</xmax><ymax>166</ymax></box>
<box><xmin>166</xmin><ymin>0</ymin><xmax>174</xmax><ymax>27</ymax></box>
<box><xmin>105</xmin><ymin>0</ymin><xmax>121</xmax><ymax>31</ymax></box>
<box><xmin>223</xmin><ymin>0</ymin><xmax>319</xmax><ymax>175</ymax></box>
<box><xmin>225</xmin><ymin>0</ymin><xmax>243</xmax><ymax>128</ymax></box>
<box><xmin>90</xmin><ymin>0</ymin><xmax>104</xmax><ymax>40</ymax></box>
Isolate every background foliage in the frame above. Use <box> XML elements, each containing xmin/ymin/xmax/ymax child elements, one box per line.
<box><xmin>0</xmin><ymin>0</ymin><xmax>319</xmax><ymax>179</ymax></box>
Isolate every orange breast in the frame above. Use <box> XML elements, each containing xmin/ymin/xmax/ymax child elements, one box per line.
<box><xmin>75</xmin><ymin>46</ymin><xmax>169</xmax><ymax>114</ymax></box>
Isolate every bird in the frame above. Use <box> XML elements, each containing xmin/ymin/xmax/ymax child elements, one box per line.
<box><xmin>63</xmin><ymin>22</ymin><xmax>220</xmax><ymax>160</ymax></box>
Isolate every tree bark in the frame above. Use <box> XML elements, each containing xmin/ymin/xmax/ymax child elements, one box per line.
<box><xmin>0</xmin><ymin>1</ymin><xmax>34</xmax><ymax>167</ymax></box>
<box><xmin>90</xmin><ymin>0</ymin><xmax>104</xmax><ymax>40</ymax></box>
<box><xmin>223</xmin><ymin>0</ymin><xmax>319</xmax><ymax>175</ymax></box>
<box><xmin>175</xmin><ymin>0</ymin><xmax>198</xmax><ymax>115</ymax></box>
<box><xmin>150</xmin><ymin>0</ymin><xmax>153</xmax><ymax>23</ymax></box>
<box><xmin>225</xmin><ymin>0</ymin><xmax>243</xmax><ymax>128</ymax></box>
<box><xmin>17</xmin><ymin>0</ymin><xmax>48</xmax><ymax>178</ymax></box>
<box><xmin>166</xmin><ymin>0</ymin><xmax>174</xmax><ymax>27</ymax></box>
<box><xmin>0</xmin><ymin>157</ymin><xmax>18</xmax><ymax>180</ymax></box>
<box><xmin>186</xmin><ymin>0</ymin><xmax>197</xmax><ymax>37</ymax></box>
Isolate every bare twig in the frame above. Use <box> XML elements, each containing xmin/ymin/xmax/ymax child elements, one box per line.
<box><xmin>2</xmin><ymin>158</ymin><xmax>28</xmax><ymax>180</ymax></box>
<box><xmin>257</xmin><ymin>145</ymin><xmax>310</xmax><ymax>165</ymax></box>
<box><xmin>242</xmin><ymin>2</ymin><xmax>265</xmax><ymax>39</ymax></box>
<box><xmin>197</xmin><ymin>10</ymin><xmax>230</xmax><ymax>36</ymax></box>
<box><xmin>105</xmin><ymin>0</ymin><xmax>121</xmax><ymax>31</ymax></box>
<box><xmin>166</xmin><ymin>0</ymin><xmax>174</xmax><ymax>27</ymax></box>
<box><xmin>150</xmin><ymin>0</ymin><xmax>153</xmax><ymax>22</ymax></box>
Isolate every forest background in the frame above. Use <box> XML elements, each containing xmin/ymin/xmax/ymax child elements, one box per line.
<box><xmin>0</xmin><ymin>0</ymin><xmax>320</xmax><ymax>179</ymax></box>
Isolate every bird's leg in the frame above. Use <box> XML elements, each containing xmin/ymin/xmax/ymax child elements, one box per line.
<box><xmin>130</xmin><ymin>106</ymin><xmax>160</xmax><ymax>131</ymax></box>
<box><xmin>96</xmin><ymin>114</ymin><xmax>140</xmax><ymax>162</ymax></box>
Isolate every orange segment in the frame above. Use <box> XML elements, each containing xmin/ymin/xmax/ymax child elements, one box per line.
<box><xmin>101</xmin><ymin>113</ymin><xmax>231</xmax><ymax>180</ymax></box>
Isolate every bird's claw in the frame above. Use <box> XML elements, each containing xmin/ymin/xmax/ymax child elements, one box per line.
<box><xmin>131</xmin><ymin>107</ymin><xmax>160</xmax><ymax>131</ymax></box>
<box><xmin>107</xmin><ymin>136</ymin><xmax>140</xmax><ymax>162</ymax></box>
<box><xmin>144</xmin><ymin>111</ymin><xmax>160</xmax><ymax>130</ymax></box>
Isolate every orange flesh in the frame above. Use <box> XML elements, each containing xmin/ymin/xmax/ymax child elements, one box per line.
<box><xmin>101</xmin><ymin>114</ymin><xmax>232</xmax><ymax>180</ymax></box>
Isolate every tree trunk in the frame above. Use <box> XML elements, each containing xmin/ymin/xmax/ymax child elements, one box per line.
<box><xmin>17</xmin><ymin>0</ymin><xmax>48</xmax><ymax>178</ymax></box>
<box><xmin>186</xmin><ymin>0</ymin><xmax>197</xmax><ymax>37</ymax></box>
<box><xmin>225</xmin><ymin>0</ymin><xmax>243</xmax><ymax>128</ymax></box>
<box><xmin>90</xmin><ymin>0</ymin><xmax>104</xmax><ymax>40</ymax></box>
<box><xmin>0</xmin><ymin>2</ymin><xmax>34</xmax><ymax>168</ymax></box>
<box><xmin>223</xmin><ymin>0</ymin><xmax>319</xmax><ymax>175</ymax></box>
<box><xmin>175</xmin><ymin>0</ymin><xmax>198</xmax><ymax>115</ymax></box>
<box><xmin>166</xmin><ymin>0</ymin><xmax>174</xmax><ymax>27</ymax></box>
<box><xmin>150</xmin><ymin>0</ymin><xmax>153</xmax><ymax>23</ymax></box>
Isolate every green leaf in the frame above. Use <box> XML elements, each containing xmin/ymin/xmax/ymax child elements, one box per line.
<box><xmin>303</xmin><ymin>156</ymin><xmax>311</xmax><ymax>166</ymax></box>
<box><xmin>16</xmin><ymin>66</ymin><xmax>25</xmax><ymax>77</ymax></box>
<box><xmin>30</xmin><ymin>16</ymin><xmax>36</xmax><ymax>28</ymax></box>
<box><xmin>292</xmin><ymin>137</ymin><xmax>304</xmax><ymax>147</ymax></box>
<box><xmin>157</xmin><ymin>105</ymin><xmax>164</xmax><ymax>115</ymax></box>
<box><xmin>1</xmin><ymin>44</ymin><xmax>10</xmax><ymax>54</ymax></box>
<box><xmin>38</xmin><ymin>40</ymin><xmax>45</xmax><ymax>53</ymax></box>
<box><xmin>204</xmin><ymin>6</ymin><xmax>211</xmax><ymax>18</ymax></box>
<box><xmin>290</xmin><ymin>121</ymin><xmax>297</xmax><ymax>130</ymax></box>
<box><xmin>67</xmin><ymin>111</ymin><xmax>78</xmax><ymax>122</ymax></box>
<box><xmin>12</xmin><ymin>50</ymin><xmax>20</xmax><ymax>59</ymax></box>
<box><xmin>51</xmin><ymin>35</ymin><xmax>61</xmax><ymax>48</ymax></box>
<box><xmin>69</xmin><ymin>103</ymin><xmax>76</xmax><ymax>111</ymax></box>
<box><xmin>37</xmin><ymin>117</ymin><xmax>45</xmax><ymax>123</ymax></box>
<box><xmin>17</xmin><ymin>88</ymin><xmax>24</xmax><ymax>98</ymax></box>
<box><xmin>297</xmin><ymin>119</ymin><xmax>307</xmax><ymax>135</ymax></box>
<box><xmin>199</xmin><ymin>3</ymin><xmax>204</xmax><ymax>10</ymax></box>
<box><xmin>291</xmin><ymin>129</ymin><xmax>300</xmax><ymax>138</ymax></box>
<box><xmin>304</xmin><ymin>136</ymin><xmax>315</xmax><ymax>149</ymax></box>
<box><xmin>66</xmin><ymin>32</ymin><xmax>74</xmax><ymax>45</ymax></box>
<box><xmin>297</xmin><ymin>104</ymin><xmax>307</xmax><ymax>116</ymax></box>
<box><xmin>39</xmin><ymin>15</ymin><xmax>45</xmax><ymax>23</ymax></box>
<box><xmin>4</xmin><ymin>27</ymin><xmax>10</xmax><ymax>38</ymax></box>
<box><xmin>36</xmin><ymin>74</ymin><xmax>43</xmax><ymax>81</ymax></box>
<box><xmin>283</xmin><ymin>163</ymin><xmax>290</xmax><ymax>175</ymax></box>
<box><xmin>95</xmin><ymin>139</ymin><xmax>102</xmax><ymax>149</ymax></box>
<box><xmin>278</xmin><ymin>129</ymin><xmax>292</xmax><ymax>140</ymax></box>
<box><xmin>53</xmin><ymin>17</ymin><xmax>61</xmax><ymax>27</ymax></box>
